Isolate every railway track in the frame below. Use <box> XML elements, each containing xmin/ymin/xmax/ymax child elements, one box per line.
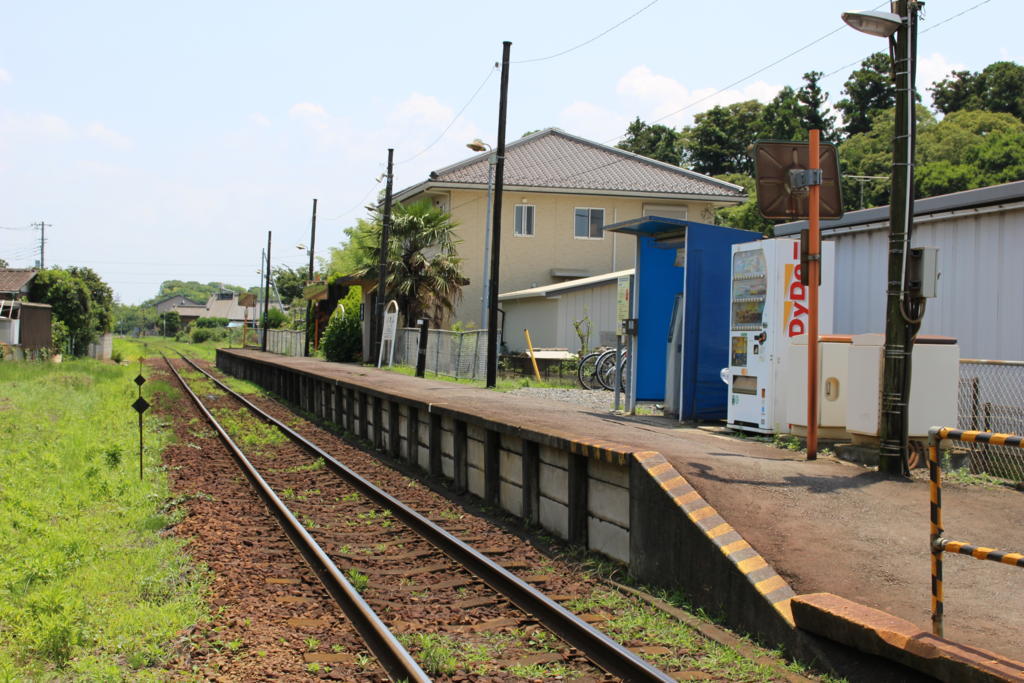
<box><xmin>165</xmin><ymin>353</ymin><xmax>674</xmax><ymax>681</ymax></box>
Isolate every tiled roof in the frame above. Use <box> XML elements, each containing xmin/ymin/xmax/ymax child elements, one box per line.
<box><xmin>0</xmin><ymin>269</ymin><xmax>37</xmax><ymax>294</ymax></box>
<box><xmin>397</xmin><ymin>128</ymin><xmax>745</xmax><ymax>200</ymax></box>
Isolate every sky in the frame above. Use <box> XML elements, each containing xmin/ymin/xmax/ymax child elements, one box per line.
<box><xmin>1</xmin><ymin>0</ymin><xmax>1018</xmax><ymax>305</ymax></box>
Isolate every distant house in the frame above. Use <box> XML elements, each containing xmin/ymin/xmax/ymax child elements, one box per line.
<box><xmin>171</xmin><ymin>291</ymin><xmax>278</xmax><ymax>328</ymax></box>
<box><xmin>391</xmin><ymin>127</ymin><xmax>746</xmax><ymax>326</ymax></box>
<box><xmin>0</xmin><ymin>268</ymin><xmax>52</xmax><ymax>357</ymax></box>
<box><xmin>154</xmin><ymin>294</ymin><xmax>203</xmax><ymax>315</ymax></box>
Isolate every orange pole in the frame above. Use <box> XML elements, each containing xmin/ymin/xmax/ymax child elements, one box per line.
<box><xmin>807</xmin><ymin>130</ymin><xmax>821</xmax><ymax>460</ymax></box>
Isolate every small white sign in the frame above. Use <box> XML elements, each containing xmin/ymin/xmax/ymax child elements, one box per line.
<box><xmin>381</xmin><ymin>311</ymin><xmax>398</xmax><ymax>342</ymax></box>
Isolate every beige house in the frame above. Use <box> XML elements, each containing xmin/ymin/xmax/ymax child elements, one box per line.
<box><xmin>392</xmin><ymin>128</ymin><xmax>745</xmax><ymax>326</ymax></box>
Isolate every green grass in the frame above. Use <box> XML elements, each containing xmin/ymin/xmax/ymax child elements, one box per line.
<box><xmin>114</xmin><ymin>334</ymin><xmax>234</xmax><ymax>364</ymax></box>
<box><xmin>382</xmin><ymin>363</ymin><xmax>577</xmax><ymax>390</ymax></box>
<box><xmin>0</xmin><ymin>358</ymin><xmax>208</xmax><ymax>679</ymax></box>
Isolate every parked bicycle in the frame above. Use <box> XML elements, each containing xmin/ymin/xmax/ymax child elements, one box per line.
<box><xmin>577</xmin><ymin>347</ymin><xmax>629</xmax><ymax>392</ymax></box>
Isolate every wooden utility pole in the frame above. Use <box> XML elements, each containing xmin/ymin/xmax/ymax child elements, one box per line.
<box><xmin>485</xmin><ymin>41</ymin><xmax>512</xmax><ymax>389</ymax></box>
<box><xmin>879</xmin><ymin>0</ymin><xmax>920</xmax><ymax>475</ymax></box>
<box><xmin>373</xmin><ymin>149</ymin><xmax>395</xmax><ymax>364</ymax></box>
<box><xmin>262</xmin><ymin>231</ymin><xmax>272</xmax><ymax>352</ymax></box>
<box><xmin>304</xmin><ymin>198</ymin><xmax>317</xmax><ymax>357</ymax></box>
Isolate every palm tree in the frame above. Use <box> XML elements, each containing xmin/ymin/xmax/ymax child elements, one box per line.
<box><xmin>355</xmin><ymin>200</ymin><xmax>465</xmax><ymax>327</ymax></box>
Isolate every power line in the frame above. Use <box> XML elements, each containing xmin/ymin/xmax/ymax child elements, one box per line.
<box><xmin>513</xmin><ymin>0</ymin><xmax>661</xmax><ymax>64</ymax></box>
<box><xmin>395</xmin><ymin>63</ymin><xmax>498</xmax><ymax>165</ymax></box>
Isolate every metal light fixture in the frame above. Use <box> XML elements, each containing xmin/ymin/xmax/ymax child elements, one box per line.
<box><xmin>296</xmin><ymin>243</ymin><xmax>307</xmax><ymax>251</ymax></box>
<box><xmin>841</xmin><ymin>9</ymin><xmax>902</xmax><ymax>37</ymax></box>
<box><xmin>466</xmin><ymin>138</ymin><xmax>491</xmax><ymax>152</ymax></box>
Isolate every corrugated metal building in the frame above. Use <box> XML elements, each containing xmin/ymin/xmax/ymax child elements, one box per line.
<box><xmin>498</xmin><ymin>269</ymin><xmax>632</xmax><ymax>353</ymax></box>
<box><xmin>777</xmin><ymin>181</ymin><xmax>1024</xmax><ymax>361</ymax></box>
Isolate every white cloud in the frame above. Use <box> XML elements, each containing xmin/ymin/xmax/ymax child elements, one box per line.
<box><xmin>288</xmin><ymin>101</ymin><xmax>328</xmax><ymax>123</ymax></box>
<box><xmin>616</xmin><ymin>65</ymin><xmax>782</xmax><ymax>129</ymax></box>
<box><xmin>249</xmin><ymin>113</ymin><xmax>271</xmax><ymax>127</ymax></box>
<box><xmin>558</xmin><ymin>101</ymin><xmax>629</xmax><ymax>142</ymax></box>
<box><xmin>391</xmin><ymin>92</ymin><xmax>453</xmax><ymax>127</ymax></box>
<box><xmin>0</xmin><ymin>68</ymin><xmax>10</xmax><ymax>84</ymax></box>
<box><xmin>86</xmin><ymin>122</ymin><xmax>132</xmax><ymax>149</ymax></box>
<box><xmin>0</xmin><ymin>112</ymin><xmax>72</xmax><ymax>142</ymax></box>
<box><xmin>917</xmin><ymin>53</ymin><xmax>966</xmax><ymax>89</ymax></box>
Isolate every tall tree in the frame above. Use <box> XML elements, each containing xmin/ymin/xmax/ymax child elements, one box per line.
<box><xmin>30</xmin><ymin>268</ymin><xmax>113</xmax><ymax>355</ymax></box>
<box><xmin>679</xmin><ymin>100</ymin><xmax>765</xmax><ymax>176</ymax></box>
<box><xmin>273</xmin><ymin>265</ymin><xmax>309</xmax><ymax>304</ymax></box>
<box><xmin>761</xmin><ymin>86</ymin><xmax>804</xmax><ymax>141</ymax></box>
<box><xmin>616</xmin><ymin>117</ymin><xmax>681</xmax><ymax>165</ymax></box>
<box><xmin>797</xmin><ymin>71</ymin><xmax>836</xmax><ymax>140</ymax></box>
<box><xmin>835</xmin><ymin>52</ymin><xmax>896</xmax><ymax>137</ymax></box>
<box><xmin>352</xmin><ymin>201</ymin><xmax>464</xmax><ymax>326</ymax></box>
<box><xmin>930</xmin><ymin>61</ymin><xmax>1024</xmax><ymax>121</ymax></box>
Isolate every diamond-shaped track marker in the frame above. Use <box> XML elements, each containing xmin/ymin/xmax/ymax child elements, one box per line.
<box><xmin>132</xmin><ymin>397</ymin><xmax>151</xmax><ymax>414</ymax></box>
<box><xmin>134</xmin><ymin>374</ymin><xmax>146</xmax><ymax>387</ymax></box>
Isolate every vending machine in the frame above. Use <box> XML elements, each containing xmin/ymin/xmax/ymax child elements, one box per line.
<box><xmin>726</xmin><ymin>238</ymin><xmax>835</xmax><ymax>434</ymax></box>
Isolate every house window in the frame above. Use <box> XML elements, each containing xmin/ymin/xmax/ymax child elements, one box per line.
<box><xmin>573</xmin><ymin>208</ymin><xmax>605</xmax><ymax>239</ymax></box>
<box><xmin>514</xmin><ymin>205</ymin><xmax>535</xmax><ymax>236</ymax></box>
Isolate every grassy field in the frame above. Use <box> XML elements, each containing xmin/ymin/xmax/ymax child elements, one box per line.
<box><xmin>113</xmin><ymin>335</ymin><xmax>238</xmax><ymax>363</ymax></box>
<box><xmin>0</xmin><ymin>358</ymin><xmax>207</xmax><ymax>680</ymax></box>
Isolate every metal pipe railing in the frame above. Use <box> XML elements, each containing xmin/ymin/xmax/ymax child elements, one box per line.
<box><xmin>928</xmin><ymin>426</ymin><xmax>1024</xmax><ymax>637</ymax></box>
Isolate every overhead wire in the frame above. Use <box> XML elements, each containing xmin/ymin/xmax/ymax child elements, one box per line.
<box><xmin>513</xmin><ymin>0</ymin><xmax>661</xmax><ymax>64</ymax></box>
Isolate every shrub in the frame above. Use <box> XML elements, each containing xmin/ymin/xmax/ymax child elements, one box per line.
<box><xmin>195</xmin><ymin>317</ymin><xmax>229</xmax><ymax>329</ymax></box>
<box><xmin>321</xmin><ymin>287</ymin><xmax>362</xmax><ymax>363</ymax></box>
<box><xmin>190</xmin><ymin>328</ymin><xmax>213</xmax><ymax>343</ymax></box>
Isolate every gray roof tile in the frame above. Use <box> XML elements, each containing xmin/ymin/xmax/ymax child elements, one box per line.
<box><xmin>401</xmin><ymin>128</ymin><xmax>745</xmax><ymax>199</ymax></box>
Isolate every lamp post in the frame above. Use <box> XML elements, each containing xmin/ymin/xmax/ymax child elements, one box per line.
<box><xmin>843</xmin><ymin>1</ymin><xmax>922</xmax><ymax>475</ymax></box>
<box><xmin>466</xmin><ymin>138</ymin><xmax>496</xmax><ymax>328</ymax></box>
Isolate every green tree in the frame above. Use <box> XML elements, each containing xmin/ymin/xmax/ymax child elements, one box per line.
<box><xmin>679</xmin><ymin>100</ymin><xmax>765</xmax><ymax>176</ymax></box>
<box><xmin>796</xmin><ymin>71</ymin><xmax>836</xmax><ymax>140</ymax></box>
<box><xmin>273</xmin><ymin>265</ymin><xmax>309</xmax><ymax>304</ymax></box>
<box><xmin>0</xmin><ymin>258</ymin><xmax>8</xmax><ymax>268</ymax></box>
<box><xmin>835</xmin><ymin>52</ymin><xmax>896</xmax><ymax>137</ymax></box>
<box><xmin>761</xmin><ymin>86</ymin><xmax>804</xmax><ymax>140</ymax></box>
<box><xmin>320</xmin><ymin>286</ymin><xmax>363</xmax><ymax>362</ymax></box>
<box><xmin>616</xmin><ymin>117</ymin><xmax>681</xmax><ymax>164</ymax></box>
<box><xmin>29</xmin><ymin>268</ymin><xmax>112</xmax><ymax>355</ymax></box>
<box><xmin>160</xmin><ymin>311</ymin><xmax>181</xmax><ymax>336</ymax></box>
<box><xmin>713</xmin><ymin>173</ymin><xmax>775</xmax><ymax>235</ymax></box>
<box><xmin>930</xmin><ymin>61</ymin><xmax>1024</xmax><ymax>121</ymax></box>
<box><xmin>353</xmin><ymin>201</ymin><xmax>464</xmax><ymax>326</ymax></box>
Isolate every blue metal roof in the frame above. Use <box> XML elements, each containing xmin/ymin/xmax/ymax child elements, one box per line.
<box><xmin>605</xmin><ymin>215</ymin><xmax>759</xmax><ymax>239</ymax></box>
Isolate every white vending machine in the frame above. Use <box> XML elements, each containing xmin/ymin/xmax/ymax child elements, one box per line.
<box><xmin>726</xmin><ymin>238</ymin><xmax>835</xmax><ymax>434</ymax></box>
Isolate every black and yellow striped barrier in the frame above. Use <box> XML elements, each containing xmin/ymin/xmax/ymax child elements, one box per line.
<box><xmin>928</xmin><ymin>426</ymin><xmax>1024</xmax><ymax>638</ymax></box>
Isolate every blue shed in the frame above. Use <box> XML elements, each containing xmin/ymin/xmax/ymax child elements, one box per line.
<box><xmin>606</xmin><ymin>217</ymin><xmax>759</xmax><ymax>420</ymax></box>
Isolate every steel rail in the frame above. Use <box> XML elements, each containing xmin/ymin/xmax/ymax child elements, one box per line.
<box><xmin>181</xmin><ymin>353</ymin><xmax>673</xmax><ymax>682</ymax></box>
<box><xmin>163</xmin><ymin>355</ymin><xmax>429</xmax><ymax>683</ymax></box>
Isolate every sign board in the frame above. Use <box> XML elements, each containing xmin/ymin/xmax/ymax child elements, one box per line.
<box><xmin>381</xmin><ymin>310</ymin><xmax>398</xmax><ymax>342</ymax></box>
<box><xmin>754</xmin><ymin>140</ymin><xmax>844</xmax><ymax>220</ymax></box>
<box><xmin>238</xmin><ymin>293</ymin><xmax>256</xmax><ymax>308</ymax></box>
<box><xmin>616</xmin><ymin>275</ymin><xmax>632</xmax><ymax>335</ymax></box>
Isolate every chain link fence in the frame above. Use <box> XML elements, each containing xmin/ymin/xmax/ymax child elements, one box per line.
<box><xmin>957</xmin><ymin>359</ymin><xmax>1024</xmax><ymax>482</ymax></box>
<box><xmin>392</xmin><ymin>328</ymin><xmax>489</xmax><ymax>380</ymax></box>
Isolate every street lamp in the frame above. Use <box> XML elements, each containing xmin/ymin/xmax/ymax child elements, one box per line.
<box><xmin>843</xmin><ymin>1</ymin><xmax>922</xmax><ymax>475</ymax></box>
<box><xmin>467</xmin><ymin>139</ymin><xmax>497</xmax><ymax>329</ymax></box>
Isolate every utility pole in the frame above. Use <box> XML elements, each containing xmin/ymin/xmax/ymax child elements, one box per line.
<box><xmin>32</xmin><ymin>222</ymin><xmax>48</xmax><ymax>268</ymax></box>
<box><xmin>304</xmin><ymin>198</ymin><xmax>318</xmax><ymax>357</ymax></box>
<box><xmin>879</xmin><ymin>0</ymin><xmax>921</xmax><ymax>475</ymax></box>
<box><xmin>485</xmin><ymin>41</ymin><xmax>512</xmax><ymax>389</ymax></box>
<box><xmin>373</xmin><ymin>149</ymin><xmax>395</xmax><ymax>364</ymax></box>
<box><xmin>262</xmin><ymin>231</ymin><xmax>272</xmax><ymax>352</ymax></box>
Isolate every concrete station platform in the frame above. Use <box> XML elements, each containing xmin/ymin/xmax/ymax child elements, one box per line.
<box><xmin>217</xmin><ymin>349</ymin><xmax>1024</xmax><ymax>679</ymax></box>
